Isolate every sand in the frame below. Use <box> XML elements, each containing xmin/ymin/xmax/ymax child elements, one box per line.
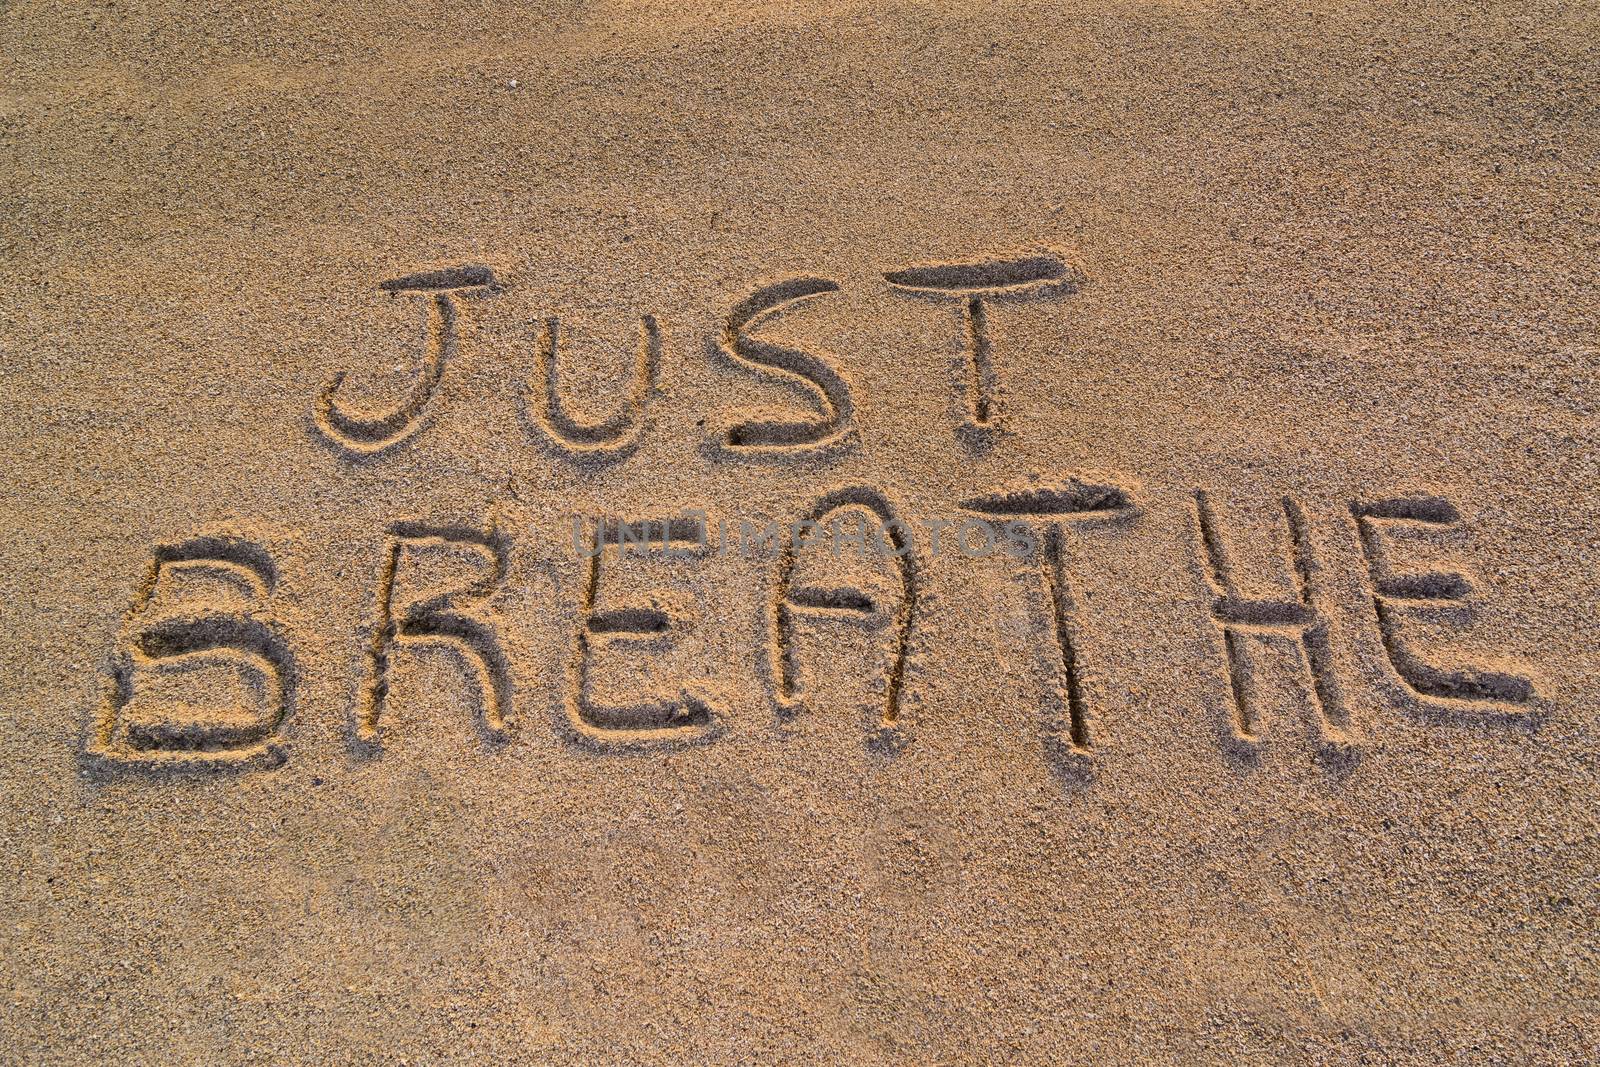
<box><xmin>2</xmin><ymin>1</ymin><xmax>1597</xmax><ymax>1062</ymax></box>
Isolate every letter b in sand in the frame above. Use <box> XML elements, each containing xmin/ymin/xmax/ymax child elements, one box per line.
<box><xmin>90</xmin><ymin>534</ymin><xmax>296</xmax><ymax>768</ymax></box>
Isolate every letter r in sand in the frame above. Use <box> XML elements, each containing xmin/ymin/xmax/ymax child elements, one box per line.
<box><xmin>355</xmin><ymin>521</ymin><xmax>514</xmax><ymax>747</ymax></box>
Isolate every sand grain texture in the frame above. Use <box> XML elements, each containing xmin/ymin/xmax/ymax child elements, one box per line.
<box><xmin>1</xmin><ymin>1</ymin><xmax>1597</xmax><ymax>1063</ymax></box>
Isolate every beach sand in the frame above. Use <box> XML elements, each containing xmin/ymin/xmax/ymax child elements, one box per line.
<box><xmin>2</xmin><ymin>1</ymin><xmax>1597</xmax><ymax>1062</ymax></box>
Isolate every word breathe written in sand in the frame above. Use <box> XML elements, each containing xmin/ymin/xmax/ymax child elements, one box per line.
<box><xmin>87</xmin><ymin>253</ymin><xmax>1541</xmax><ymax>775</ymax></box>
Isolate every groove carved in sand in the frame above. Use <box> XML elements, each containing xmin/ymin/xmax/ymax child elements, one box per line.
<box><xmin>521</xmin><ymin>314</ymin><xmax>660</xmax><ymax>457</ymax></box>
<box><xmin>768</xmin><ymin>487</ymin><xmax>919</xmax><ymax>750</ymax></box>
<box><xmin>717</xmin><ymin>278</ymin><xmax>857</xmax><ymax>456</ymax></box>
<box><xmin>314</xmin><ymin>266</ymin><xmax>500</xmax><ymax>456</ymax></box>
<box><xmin>960</xmin><ymin>479</ymin><xmax>1138</xmax><ymax>761</ymax></box>
<box><xmin>565</xmin><ymin>516</ymin><xmax>726</xmax><ymax>750</ymax></box>
<box><xmin>89</xmin><ymin>534</ymin><xmax>296</xmax><ymax>768</ymax></box>
<box><xmin>1351</xmin><ymin>496</ymin><xmax>1537</xmax><ymax>716</ymax></box>
<box><xmin>883</xmin><ymin>250</ymin><xmax>1083</xmax><ymax>435</ymax></box>
<box><xmin>1193</xmin><ymin>491</ymin><xmax>1352</xmax><ymax>752</ymax></box>
<box><xmin>355</xmin><ymin>521</ymin><xmax>514</xmax><ymax>746</ymax></box>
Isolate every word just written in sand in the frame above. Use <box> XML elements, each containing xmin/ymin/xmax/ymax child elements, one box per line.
<box><xmin>85</xmin><ymin>253</ymin><xmax>1541</xmax><ymax>773</ymax></box>
<box><xmin>310</xmin><ymin>254</ymin><xmax>1076</xmax><ymax>456</ymax></box>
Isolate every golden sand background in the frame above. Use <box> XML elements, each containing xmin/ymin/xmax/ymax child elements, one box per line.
<box><xmin>2</xmin><ymin>2</ymin><xmax>1596</xmax><ymax>1062</ymax></box>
